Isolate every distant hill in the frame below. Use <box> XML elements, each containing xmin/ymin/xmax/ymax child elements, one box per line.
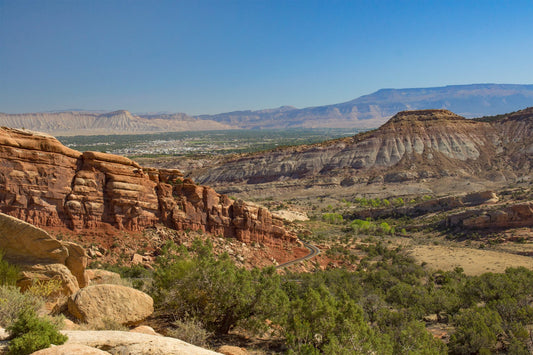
<box><xmin>1</xmin><ymin>84</ymin><xmax>533</xmax><ymax>135</ymax></box>
<box><xmin>199</xmin><ymin>84</ymin><xmax>533</xmax><ymax>129</ymax></box>
<box><xmin>0</xmin><ymin>110</ymin><xmax>232</xmax><ymax>136</ymax></box>
<box><xmin>190</xmin><ymin>107</ymin><xmax>533</xmax><ymax>186</ymax></box>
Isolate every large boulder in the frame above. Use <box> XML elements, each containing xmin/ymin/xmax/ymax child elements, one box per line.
<box><xmin>30</xmin><ymin>344</ymin><xmax>111</xmax><ymax>355</ymax></box>
<box><xmin>67</xmin><ymin>284</ymin><xmax>153</xmax><ymax>325</ymax></box>
<box><xmin>0</xmin><ymin>213</ymin><xmax>67</xmax><ymax>265</ymax></box>
<box><xmin>0</xmin><ymin>213</ymin><xmax>87</xmax><ymax>297</ymax></box>
<box><xmin>63</xmin><ymin>241</ymin><xmax>89</xmax><ymax>288</ymax></box>
<box><xmin>18</xmin><ymin>263</ymin><xmax>79</xmax><ymax>297</ymax></box>
<box><xmin>62</xmin><ymin>330</ymin><xmax>220</xmax><ymax>355</ymax></box>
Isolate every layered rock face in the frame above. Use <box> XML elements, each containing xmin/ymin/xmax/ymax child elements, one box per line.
<box><xmin>0</xmin><ymin>127</ymin><xmax>295</xmax><ymax>245</ymax></box>
<box><xmin>192</xmin><ymin>109</ymin><xmax>532</xmax><ymax>185</ymax></box>
<box><xmin>447</xmin><ymin>202</ymin><xmax>533</xmax><ymax>229</ymax></box>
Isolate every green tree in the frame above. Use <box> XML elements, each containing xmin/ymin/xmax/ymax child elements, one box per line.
<box><xmin>285</xmin><ymin>285</ymin><xmax>393</xmax><ymax>354</ymax></box>
<box><xmin>152</xmin><ymin>240</ymin><xmax>287</xmax><ymax>334</ymax></box>
<box><xmin>448</xmin><ymin>307</ymin><xmax>503</xmax><ymax>354</ymax></box>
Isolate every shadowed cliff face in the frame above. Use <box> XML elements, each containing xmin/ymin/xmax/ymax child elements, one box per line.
<box><xmin>192</xmin><ymin>109</ymin><xmax>532</xmax><ymax>185</ymax></box>
<box><xmin>0</xmin><ymin>127</ymin><xmax>296</xmax><ymax>246</ymax></box>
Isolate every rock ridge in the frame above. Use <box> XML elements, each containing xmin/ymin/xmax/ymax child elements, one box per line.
<box><xmin>386</xmin><ymin>109</ymin><xmax>466</xmax><ymax>123</ymax></box>
<box><xmin>0</xmin><ymin>127</ymin><xmax>296</xmax><ymax>246</ymax></box>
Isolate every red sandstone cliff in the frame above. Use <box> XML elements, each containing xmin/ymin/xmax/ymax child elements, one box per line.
<box><xmin>0</xmin><ymin>127</ymin><xmax>296</xmax><ymax>246</ymax></box>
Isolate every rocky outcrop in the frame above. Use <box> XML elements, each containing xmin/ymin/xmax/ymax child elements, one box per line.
<box><xmin>61</xmin><ymin>330</ymin><xmax>221</xmax><ymax>355</ymax></box>
<box><xmin>447</xmin><ymin>202</ymin><xmax>533</xmax><ymax>229</ymax></box>
<box><xmin>67</xmin><ymin>284</ymin><xmax>154</xmax><ymax>326</ymax></box>
<box><xmin>191</xmin><ymin>109</ymin><xmax>532</xmax><ymax>185</ymax></box>
<box><xmin>0</xmin><ymin>127</ymin><xmax>296</xmax><ymax>247</ymax></box>
<box><xmin>410</xmin><ymin>191</ymin><xmax>499</xmax><ymax>215</ymax></box>
<box><xmin>349</xmin><ymin>191</ymin><xmax>500</xmax><ymax>220</ymax></box>
<box><xmin>0</xmin><ymin>213</ymin><xmax>87</xmax><ymax>296</ymax></box>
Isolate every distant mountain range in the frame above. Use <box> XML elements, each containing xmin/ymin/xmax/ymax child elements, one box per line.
<box><xmin>1</xmin><ymin>84</ymin><xmax>533</xmax><ymax>135</ymax></box>
<box><xmin>198</xmin><ymin>83</ymin><xmax>533</xmax><ymax>129</ymax></box>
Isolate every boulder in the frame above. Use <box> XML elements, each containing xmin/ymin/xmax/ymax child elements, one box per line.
<box><xmin>62</xmin><ymin>330</ymin><xmax>221</xmax><ymax>354</ymax></box>
<box><xmin>0</xmin><ymin>213</ymin><xmax>67</xmax><ymax>265</ymax></box>
<box><xmin>18</xmin><ymin>263</ymin><xmax>79</xmax><ymax>297</ymax></box>
<box><xmin>129</xmin><ymin>325</ymin><xmax>159</xmax><ymax>336</ymax></box>
<box><xmin>85</xmin><ymin>269</ymin><xmax>121</xmax><ymax>285</ymax></box>
<box><xmin>30</xmin><ymin>344</ymin><xmax>111</xmax><ymax>355</ymax></box>
<box><xmin>68</xmin><ymin>284</ymin><xmax>153</xmax><ymax>325</ymax></box>
<box><xmin>0</xmin><ymin>327</ymin><xmax>9</xmax><ymax>340</ymax></box>
<box><xmin>62</xmin><ymin>319</ymin><xmax>80</xmax><ymax>330</ymax></box>
<box><xmin>131</xmin><ymin>253</ymin><xmax>144</xmax><ymax>265</ymax></box>
<box><xmin>63</xmin><ymin>241</ymin><xmax>89</xmax><ymax>288</ymax></box>
<box><xmin>0</xmin><ymin>213</ymin><xmax>88</xmax><ymax>297</ymax></box>
<box><xmin>217</xmin><ymin>345</ymin><xmax>249</xmax><ymax>355</ymax></box>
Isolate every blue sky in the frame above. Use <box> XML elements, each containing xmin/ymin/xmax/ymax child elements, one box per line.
<box><xmin>1</xmin><ymin>0</ymin><xmax>533</xmax><ymax>114</ymax></box>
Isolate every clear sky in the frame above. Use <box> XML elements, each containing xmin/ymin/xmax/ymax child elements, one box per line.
<box><xmin>1</xmin><ymin>0</ymin><xmax>533</xmax><ymax>114</ymax></box>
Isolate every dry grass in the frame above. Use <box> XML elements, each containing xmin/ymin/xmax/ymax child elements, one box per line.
<box><xmin>408</xmin><ymin>244</ymin><xmax>533</xmax><ymax>276</ymax></box>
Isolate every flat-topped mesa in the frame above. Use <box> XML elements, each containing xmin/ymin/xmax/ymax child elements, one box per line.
<box><xmin>0</xmin><ymin>127</ymin><xmax>296</xmax><ymax>246</ymax></box>
<box><xmin>385</xmin><ymin>109</ymin><xmax>467</xmax><ymax>124</ymax></box>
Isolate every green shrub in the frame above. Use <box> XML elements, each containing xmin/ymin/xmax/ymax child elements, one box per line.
<box><xmin>7</xmin><ymin>309</ymin><xmax>67</xmax><ymax>355</ymax></box>
<box><xmin>167</xmin><ymin>319</ymin><xmax>212</xmax><ymax>347</ymax></box>
<box><xmin>448</xmin><ymin>307</ymin><xmax>503</xmax><ymax>354</ymax></box>
<box><xmin>152</xmin><ymin>240</ymin><xmax>288</xmax><ymax>334</ymax></box>
<box><xmin>0</xmin><ymin>252</ymin><xmax>19</xmax><ymax>286</ymax></box>
<box><xmin>322</xmin><ymin>213</ymin><xmax>343</xmax><ymax>224</ymax></box>
<box><xmin>0</xmin><ymin>286</ymin><xmax>43</xmax><ymax>328</ymax></box>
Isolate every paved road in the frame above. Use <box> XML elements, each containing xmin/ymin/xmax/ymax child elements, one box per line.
<box><xmin>276</xmin><ymin>241</ymin><xmax>320</xmax><ymax>269</ymax></box>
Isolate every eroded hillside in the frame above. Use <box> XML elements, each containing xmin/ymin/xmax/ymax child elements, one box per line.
<box><xmin>190</xmin><ymin>109</ymin><xmax>532</xmax><ymax>190</ymax></box>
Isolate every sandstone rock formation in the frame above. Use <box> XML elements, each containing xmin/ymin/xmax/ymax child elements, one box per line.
<box><xmin>0</xmin><ymin>127</ymin><xmax>296</xmax><ymax>247</ymax></box>
<box><xmin>191</xmin><ymin>109</ymin><xmax>532</xmax><ymax>185</ymax></box>
<box><xmin>447</xmin><ymin>202</ymin><xmax>533</xmax><ymax>230</ymax></box>
<box><xmin>217</xmin><ymin>345</ymin><xmax>249</xmax><ymax>355</ymax></box>
<box><xmin>30</xmin><ymin>344</ymin><xmax>111</xmax><ymax>355</ymax></box>
<box><xmin>0</xmin><ymin>213</ymin><xmax>87</xmax><ymax>295</ymax></box>
<box><xmin>61</xmin><ymin>330</ymin><xmax>221</xmax><ymax>355</ymax></box>
<box><xmin>67</xmin><ymin>284</ymin><xmax>154</xmax><ymax>326</ymax></box>
<box><xmin>349</xmin><ymin>191</ymin><xmax>500</xmax><ymax>220</ymax></box>
<box><xmin>129</xmin><ymin>325</ymin><xmax>159</xmax><ymax>336</ymax></box>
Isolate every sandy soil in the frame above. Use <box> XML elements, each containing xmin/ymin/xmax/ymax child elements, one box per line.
<box><xmin>408</xmin><ymin>244</ymin><xmax>533</xmax><ymax>276</ymax></box>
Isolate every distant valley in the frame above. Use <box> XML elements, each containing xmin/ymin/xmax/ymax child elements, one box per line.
<box><xmin>1</xmin><ymin>83</ymin><xmax>533</xmax><ymax>135</ymax></box>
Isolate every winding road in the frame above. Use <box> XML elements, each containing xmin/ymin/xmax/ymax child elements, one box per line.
<box><xmin>276</xmin><ymin>241</ymin><xmax>320</xmax><ymax>269</ymax></box>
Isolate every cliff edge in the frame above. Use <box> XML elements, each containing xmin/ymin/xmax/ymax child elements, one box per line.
<box><xmin>0</xmin><ymin>127</ymin><xmax>296</xmax><ymax>246</ymax></box>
